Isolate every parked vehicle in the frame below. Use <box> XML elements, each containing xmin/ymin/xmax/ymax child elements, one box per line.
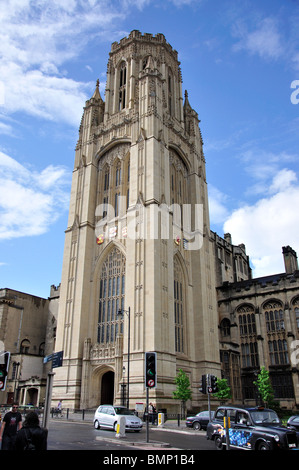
<box><xmin>186</xmin><ymin>411</ymin><xmax>214</xmax><ymax>430</ymax></box>
<box><xmin>93</xmin><ymin>405</ymin><xmax>143</xmax><ymax>432</ymax></box>
<box><xmin>287</xmin><ymin>415</ymin><xmax>299</xmax><ymax>437</ymax></box>
<box><xmin>207</xmin><ymin>405</ymin><xmax>298</xmax><ymax>450</ymax></box>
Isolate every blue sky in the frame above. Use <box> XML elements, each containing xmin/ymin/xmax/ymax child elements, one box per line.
<box><xmin>0</xmin><ymin>0</ymin><xmax>298</xmax><ymax>298</ymax></box>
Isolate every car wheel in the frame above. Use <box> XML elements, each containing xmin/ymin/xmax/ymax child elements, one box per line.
<box><xmin>193</xmin><ymin>421</ymin><xmax>201</xmax><ymax>430</ymax></box>
<box><xmin>113</xmin><ymin>422</ymin><xmax>118</xmax><ymax>432</ymax></box>
<box><xmin>257</xmin><ymin>441</ymin><xmax>270</xmax><ymax>450</ymax></box>
<box><xmin>94</xmin><ymin>420</ymin><xmax>100</xmax><ymax>430</ymax></box>
<box><xmin>214</xmin><ymin>435</ymin><xmax>225</xmax><ymax>450</ymax></box>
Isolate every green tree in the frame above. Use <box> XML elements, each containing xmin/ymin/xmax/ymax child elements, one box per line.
<box><xmin>213</xmin><ymin>378</ymin><xmax>232</xmax><ymax>402</ymax></box>
<box><xmin>253</xmin><ymin>367</ymin><xmax>275</xmax><ymax>407</ymax></box>
<box><xmin>173</xmin><ymin>369</ymin><xmax>192</xmax><ymax>417</ymax></box>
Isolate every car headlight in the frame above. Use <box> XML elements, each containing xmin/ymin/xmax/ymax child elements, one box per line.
<box><xmin>274</xmin><ymin>434</ymin><xmax>280</xmax><ymax>442</ymax></box>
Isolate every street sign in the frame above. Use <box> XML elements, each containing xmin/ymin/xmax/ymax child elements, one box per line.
<box><xmin>43</xmin><ymin>351</ymin><xmax>63</xmax><ymax>368</ymax></box>
<box><xmin>43</xmin><ymin>354</ymin><xmax>53</xmax><ymax>364</ymax></box>
<box><xmin>52</xmin><ymin>351</ymin><xmax>63</xmax><ymax>368</ymax></box>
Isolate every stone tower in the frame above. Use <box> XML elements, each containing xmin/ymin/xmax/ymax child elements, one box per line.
<box><xmin>52</xmin><ymin>31</ymin><xmax>220</xmax><ymax>411</ymax></box>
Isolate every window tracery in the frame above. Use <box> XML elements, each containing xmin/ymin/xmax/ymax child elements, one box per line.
<box><xmin>174</xmin><ymin>257</ymin><xmax>185</xmax><ymax>354</ymax></box>
<box><xmin>97</xmin><ymin>247</ymin><xmax>125</xmax><ymax>344</ymax></box>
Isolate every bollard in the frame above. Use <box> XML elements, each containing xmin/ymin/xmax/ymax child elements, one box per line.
<box><xmin>158</xmin><ymin>412</ymin><xmax>164</xmax><ymax>427</ymax></box>
<box><xmin>115</xmin><ymin>415</ymin><xmax>126</xmax><ymax>438</ymax></box>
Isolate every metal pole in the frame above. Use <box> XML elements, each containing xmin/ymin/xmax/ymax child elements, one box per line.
<box><xmin>146</xmin><ymin>386</ymin><xmax>149</xmax><ymax>443</ymax></box>
<box><xmin>127</xmin><ymin>307</ymin><xmax>130</xmax><ymax>409</ymax></box>
<box><xmin>42</xmin><ymin>371</ymin><xmax>55</xmax><ymax>429</ymax></box>
<box><xmin>225</xmin><ymin>409</ymin><xmax>230</xmax><ymax>450</ymax></box>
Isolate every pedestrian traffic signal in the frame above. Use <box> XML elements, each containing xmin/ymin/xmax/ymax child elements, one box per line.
<box><xmin>0</xmin><ymin>351</ymin><xmax>10</xmax><ymax>391</ymax></box>
<box><xmin>145</xmin><ymin>352</ymin><xmax>157</xmax><ymax>388</ymax></box>
<box><xmin>199</xmin><ymin>374</ymin><xmax>207</xmax><ymax>394</ymax></box>
<box><xmin>210</xmin><ymin>375</ymin><xmax>218</xmax><ymax>393</ymax></box>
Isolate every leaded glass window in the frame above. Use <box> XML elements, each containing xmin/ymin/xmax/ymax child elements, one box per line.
<box><xmin>98</xmin><ymin>247</ymin><xmax>125</xmax><ymax>344</ymax></box>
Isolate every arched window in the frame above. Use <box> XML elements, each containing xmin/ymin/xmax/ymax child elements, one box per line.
<box><xmin>237</xmin><ymin>305</ymin><xmax>259</xmax><ymax>368</ymax></box>
<box><xmin>98</xmin><ymin>247</ymin><xmax>126</xmax><ymax>344</ymax></box>
<box><xmin>174</xmin><ymin>257</ymin><xmax>185</xmax><ymax>354</ymax></box>
<box><xmin>220</xmin><ymin>318</ymin><xmax>231</xmax><ymax>337</ymax></box>
<box><xmin>39</xmin><ymin>342</ymin><xmax>45</xmax><ymax>356</ymax></box>
<box><xmin>20</xmin><ymin>339</ymin><xmax>30</xmax><ymax>354</ymax></box>
<box><xmin>168</xmin><ymin>69</ymin><xmax>173</xmax><ymax>115</ymax></box>
<box><xmin>263</xmin><ymin>300</ymin><xmax>289</xmax><ymax>366</ymax></box>
<box><xmin>119</xmin><ymin>61</ymin><xmax>127</xmax><ymax>110</ymax></box>
<box><xmin>291</xmin><ymin>297</ymin><xmax>299</xmax><ymax>329</ymax></box>
<box><xmin>97</xmin><ymin>145</ymin><xmax>131</xmax><ymax>226</ymax></box>
<box><xmin>238</xmin><ymin>305</ymin><xmax>256</xmax><ymax>336</ymax></box>
<box><xmin>264</xmin><ymin>301</ymin><xmax>285</xmax><ymax>332</ymax></box>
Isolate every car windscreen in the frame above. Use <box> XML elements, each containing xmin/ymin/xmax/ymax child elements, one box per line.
<box><xmin>250</xmin><ymin>410</ymin><xmax>280</xmax><ymax>425</ymax></box>
<box><xmin>114</xmin><ymin>408</ymin><xmax>135</xmax><ymax>415</ymax></box>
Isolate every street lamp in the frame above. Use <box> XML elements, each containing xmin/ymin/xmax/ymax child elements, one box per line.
<box><xmin>118</xmin><ymin>307</ymin><xmax>130</xmax><ymax>409</ymax></box>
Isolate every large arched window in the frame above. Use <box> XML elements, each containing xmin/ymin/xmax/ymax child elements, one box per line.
<box><xmin>97</xmin><ymin>144</ymin><xmax>131</xmax><ymax>226</ymax></box>
<box><xmin>174</xmin><ymin>257</ymin><xmax>186</xmax><ymax>353</ymax></box>
<box><xmin>263</xmin><ymin>300</ymin><xmax>289</xmax><ymax>365</ymax></box>
<box><xmin>237</xmin><ymin>304</ymin><xmax>259</xmax><ymax>368</ymax></box>
<box><xmin>98</xmin><ymin>247</ymin><xmax>126</xmax><ymax>344</ymax></box>
<box><xmin>264</xmin><ymin>301</ymin><xmax>285</xmax><ymax>332</ymax></box>
<box><xmin>119</xmin><ymin>61</ymin><xmax>127</xmax><ymax>110</ymax></box>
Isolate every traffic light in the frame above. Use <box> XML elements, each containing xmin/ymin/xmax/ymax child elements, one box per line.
<box><xmin>0</xmin><ymin>351</ymin><xmax>10</xmax><ymax>391</ymax></box>
<box><xmin>210</xmin><ymin>375</ymin><xmax>218</xmax><ymax>393</ymax></box>
<box><xmin>199</xmin><ymin>374</ymin><xmax>207</xmax><ymax>394</ymax></box>
<box><xmin>145</xmin><ymin>352</ymin><xmax>157</xmax><ymax>388</ymax></box>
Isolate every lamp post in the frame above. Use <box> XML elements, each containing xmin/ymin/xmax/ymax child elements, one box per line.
<box><xmin>118</xmin><ymin>307</ymin><xmax>130</xmax><ymax>409</ymax></box>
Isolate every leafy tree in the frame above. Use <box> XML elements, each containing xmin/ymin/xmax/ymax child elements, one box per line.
<box><xmin>213</xmin><ymin>378</ymin><xmax>232</xmax><ymax>402</ymax></box>
<box><xmin>253</xmin><ymin>367</ymin><xmax>275</xmax><ymax>407</ymax></box>
<box><xmin>173</xmin><ymin>369</ymin><xmax>192</xmax><ymax>417</ymax></box>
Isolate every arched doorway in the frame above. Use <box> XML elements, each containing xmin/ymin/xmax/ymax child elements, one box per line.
<box><xmin>26</xmin><ymin>387</ymin><xmax>38</xmax><ymax>406</ymax></box>
<box><xmin>101</xmin><ymin>371</ymin><xmax>114</xmax><ymax>404</ymax></box>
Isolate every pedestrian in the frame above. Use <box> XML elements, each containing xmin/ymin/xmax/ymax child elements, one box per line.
<box><xmin>14</xmin><ymin>411</ymin><xmax>48</xmax><ymax>451</ymax></box>
<box><xmin>0</xmin><ymin>402</ymin><xmax>22</xmax><ymax>450</ymax></box>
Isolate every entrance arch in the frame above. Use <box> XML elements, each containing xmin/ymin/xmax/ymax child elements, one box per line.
<box><xmin>101</xmin><ymin>371</ymin><xmax>114</xmax><ymax>404</ymax></box>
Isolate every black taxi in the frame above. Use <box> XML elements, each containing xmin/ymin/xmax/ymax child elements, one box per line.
<box><xmin>206</xmin><ymin>405</ymin><xmax>298</xmax><ymax>450</ymax></box>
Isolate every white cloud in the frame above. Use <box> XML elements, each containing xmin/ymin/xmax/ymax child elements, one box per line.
<box><xmin>0</xmin><ymin>0</ymin><xmax>125</xmax><ymax>126</ymax></box>
<box><xmin>208</xmin><ymin>185</ymin><xmax>230</xmax><ymax>225</ymax></box>
<box><xmin>232</xmin><ymin>17</ymin><xmax>284</xmax><ymax>60</ymax></box>
<box><xmin>223</xmin><ymin>169</ymin><xmax>299</xmax><ymax>277</ymax></box>
<box><xmin>0</xmin><ymin>151</ymin><xmax>70</xmax><ymax>240</ymax></box>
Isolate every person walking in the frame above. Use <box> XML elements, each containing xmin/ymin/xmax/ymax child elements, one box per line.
<box><xmin>0</xmin><ymin>403</ymin><xmax>22</xmax><ymax>450</ymax></box>
<box><xmin>14</xmin><ymin>411</ymin><xmax>48</xmax><ymax>451</ymax></box>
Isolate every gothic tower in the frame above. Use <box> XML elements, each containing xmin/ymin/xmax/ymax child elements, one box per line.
<box><xmin>53</xmin><ymin>31</ymin><xmax>221</xmax><ymax>411</ymax></box>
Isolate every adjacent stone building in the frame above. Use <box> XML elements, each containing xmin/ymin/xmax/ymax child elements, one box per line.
<box><xmin>0</xmin><ymin>286</ymin><xmax>59</xmax><ymax>406</ymax></box>
<box><xmin>216</xmin><ymin>244</ymin><xmax>299</xmax><ymax>409</ymax></box>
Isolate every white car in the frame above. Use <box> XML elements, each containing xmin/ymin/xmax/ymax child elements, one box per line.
<box><xmin>93</xmin><ymin>405</ymin><xmax>143</xmax><ymax>432</ymax></box>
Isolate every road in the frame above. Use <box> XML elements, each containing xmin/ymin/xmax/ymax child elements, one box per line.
<box><xmin>47</xmin><ymin>419</ymin><xmax>215</xmax><ymax>451</ymax></box>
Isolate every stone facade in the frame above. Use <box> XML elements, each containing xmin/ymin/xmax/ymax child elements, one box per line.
<box><xmin>0</xmin><ymin>287</ymin><xmax>58</xmax><ymax>406</ymax></box>
<box><xmin>52</xmin><ymin>30</ymin><xmax>221</xmax><ymax>411</ymax></box>
<box><xmin>216</xmin><ymin>245</ymin><xmax>299</xmax><ymax>410</ymax></box>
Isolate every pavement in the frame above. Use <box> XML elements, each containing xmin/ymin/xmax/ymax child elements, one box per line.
<box><xmin>50</xmin><ymin>414</ymin><xmax>205</xmax><ymax>449</ymax></box>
